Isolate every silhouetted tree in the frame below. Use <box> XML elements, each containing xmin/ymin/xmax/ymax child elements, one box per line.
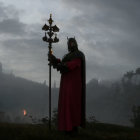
<box><xmin>130</xmin><ymin>105</ymin><xmax>140</xmax><ymax>128</ymax></box>
<box><xmin>52</xmin><ymin>108</ymin><xmax>58</xmax><ymax>127</ymax></box>
<box><xmin>136</xmin><ymin>68</ymin><xmax>140</xmax><ymax>75</ymax></box>
<box><xmin>40</xmin><ymin>116</ymin><xmax>49</xmax><ymax>125</ymax></box>
<box><xmin>89</xmin><ymin>115</ymin><xmax>99</xmax><ymax>123</ymax></box>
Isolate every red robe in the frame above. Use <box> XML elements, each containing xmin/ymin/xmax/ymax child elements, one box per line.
<box><xmin>58</xmin><ymin>58</ymin><xmax>82</xmax><ymax>131</ymax></box>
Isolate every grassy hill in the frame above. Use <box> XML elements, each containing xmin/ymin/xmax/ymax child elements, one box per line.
<box><xmin>0</xmin><ymin>122</ymin><xmax>140</xmax><ymax>140</ymax></box>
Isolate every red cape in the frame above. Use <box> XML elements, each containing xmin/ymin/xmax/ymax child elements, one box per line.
<box><xmin>58</xmin><ymin>56</ymin><xmax>86</xmax><ymax>131</ymax></box>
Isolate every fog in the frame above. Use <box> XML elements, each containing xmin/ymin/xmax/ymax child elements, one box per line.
<box><xmin>0</xmin><ymin>63</ymin><xmax>140</xmax><ymax>126</ymax></box>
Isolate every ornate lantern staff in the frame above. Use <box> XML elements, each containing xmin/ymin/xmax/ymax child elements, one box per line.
<box><xmin>42</xmin><ymin>14</ymin><xmax>59</xmax><ymax>129</ymax></box>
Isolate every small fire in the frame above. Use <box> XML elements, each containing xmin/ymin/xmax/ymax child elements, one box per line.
<box><xmin>23</xmin><ymin>109</ymin><xmax>27</xmax><ymax>116</ymax></box>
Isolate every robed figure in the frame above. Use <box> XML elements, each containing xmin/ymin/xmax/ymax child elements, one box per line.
<box><xmin>49</xmin><ymin>37</ymin><xmax>86</xmax><ymax>133</ymax></box>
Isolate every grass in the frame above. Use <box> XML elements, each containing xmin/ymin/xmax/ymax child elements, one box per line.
<box><xmin>0</xmin><ymin>122</ymin><xmax>140</xmax><ymax>140</ymax></box>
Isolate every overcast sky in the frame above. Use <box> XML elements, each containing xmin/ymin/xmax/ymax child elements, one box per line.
<box><xmin>0</xmin><ymin>0</ymin><xmax>139</xmax><ymax>85</ymax></box>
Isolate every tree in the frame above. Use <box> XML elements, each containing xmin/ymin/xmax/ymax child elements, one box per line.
<box><xmin>124</xmin><ymin>71</ymin><xmax>134</xmax><ymax>80</ymax></box>
<box><xmin>130</xmin><ymin>105</ymin><xmax>140</xmax><ymax>128</ymax></box>
<box><xmin>136</xmin><ymin>68</ymin><xmax>140</xmax><ymax>75</ymax></box>
<box><xmin>52</xmin><ymin>108</ymin><xmax>58</xmax><ymax>127</ymax></box>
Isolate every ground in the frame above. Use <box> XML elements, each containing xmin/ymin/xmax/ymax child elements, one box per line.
<box><xmin>0</xmin><ymin>122</ymin><xmax>140</xmax><ymax>140</ymax></box>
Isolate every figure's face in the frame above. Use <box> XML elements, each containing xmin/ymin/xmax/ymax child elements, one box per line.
<box><xmin>68</xmin><ymin>41</ymin><xmax>75</xmax><ymax>52</ymax></box>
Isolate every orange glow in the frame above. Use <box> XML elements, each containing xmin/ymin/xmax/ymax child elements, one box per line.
<box><xmin>50</xmin><ymin>49</ymin><xmax>53</xmax><ymax>54</ymax></box>
<box><xmin>23</xmin><ymin>109</ymin><xmax>27</xmax><ymax>116</ymax></box>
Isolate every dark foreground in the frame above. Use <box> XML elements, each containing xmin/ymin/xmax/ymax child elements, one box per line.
<box><xmin>0</xmin><ymin>122</ymin><xmax>140</xmax><ymax>140</ymax></box>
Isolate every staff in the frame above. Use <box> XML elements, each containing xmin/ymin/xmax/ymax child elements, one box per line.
<box><xmin>42</xmin><ymin>14</ymin><xmax>59</xmax><ymax>129</ymax></box>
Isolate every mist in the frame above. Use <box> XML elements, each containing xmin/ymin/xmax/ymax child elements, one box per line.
<box><xmin>0</xmin><ymin>62</ymin><xmax>140</xmax><ymax>126</ymax></box>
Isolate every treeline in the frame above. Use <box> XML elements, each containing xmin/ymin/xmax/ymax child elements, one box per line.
<box><xmin>87</xmin><ymin>67</ymin><xmax>140</xmax><ymax>126</ymax></box>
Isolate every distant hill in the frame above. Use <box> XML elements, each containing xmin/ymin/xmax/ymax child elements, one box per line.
<box><xmin>0</xmin><ymin>64</ymin><xmax>50</xmax><ymax>122</ymax></box>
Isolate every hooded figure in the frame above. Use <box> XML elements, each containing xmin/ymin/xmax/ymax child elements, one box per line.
<box><xmin>49</xmin><ymin>37</ymin><xmax>86</xmax><ymax>133</ymax></box>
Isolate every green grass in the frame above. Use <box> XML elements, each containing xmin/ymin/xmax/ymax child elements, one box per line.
<box><xmin>0</xmin><ymin>122</ymin><xmax>140</xmax><ymax>140</ymax></box>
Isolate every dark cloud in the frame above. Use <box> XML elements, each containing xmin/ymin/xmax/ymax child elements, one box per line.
<box><xmin>0</xmin><ymin>2</ymin><xmax>66</xmax><ymax>83</ymax></box>
<box><xmin>0</xmin><ymin>2</ymin><xmax>26</xmax><ymax>35</ymax></box>
<box><xmin>0</xmin><ymin>0</ymin><xmax>140</xmax><ymax>83</ymax></box>
<box><xmin>0</xmin><ymin>2</ymin><xmax>19</xmax><ymax>20</ymax></box>
<box><xmin>1</xmin><ymin>33</ymin><xmax>67</xmax><ymax>83</ymax></box>
<box><xmin>0</xmin><ymin>18</ymin><xmax>26</xmax><ymax>35</ymax></box>
<box><xmin>0</xmin><ymin>3</ymin><xmax>7</xmax><ymax>19</ymax></box>
<box><xmin>0</xmin><ymin>2</ymin><xmax>48</xmax><ymax>82</ymax></box>
<box><xmin>61</xmin><ymin>0</ymin><xmax>140</xmax><ymax>80</ymax></box>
